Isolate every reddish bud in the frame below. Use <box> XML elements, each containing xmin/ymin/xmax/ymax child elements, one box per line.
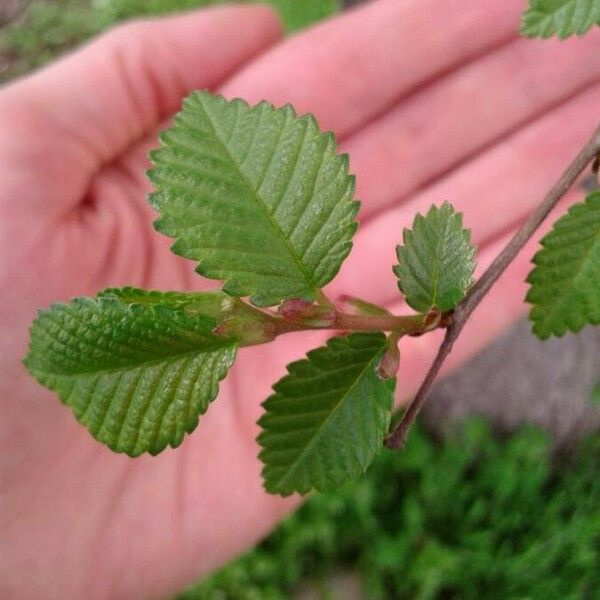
<box><xmin>278</xmin><ymin>299</ymin><xmax>315</xmax><ymax>321</ymax></box>
<box><xmin>278</xmin><ymin>298</ymin><xmax>336</xmax><ymax>328</ymax></box>
<box><xmin>376</xmin><ymin>343</ymin><xmax>400</xmax><ymax>379</ymax></box>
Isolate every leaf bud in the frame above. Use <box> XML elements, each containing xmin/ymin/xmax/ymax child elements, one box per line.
<box><xmin>376</xmin><ymin>341</ymin><xmax>400</xmax><ymax>379</ymax></box>
<box><xmin>278</xmin><ymin>298</ymin><xmax>336</xmax><ymax>328</ymax></box>
<box><xmin>213</xmin><ymin>316</ymin><xmax>276</xmax><ymax>346</ymax></box>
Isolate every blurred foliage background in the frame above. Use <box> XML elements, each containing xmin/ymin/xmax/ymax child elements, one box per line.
<box><xmin>186</xmin><ymin>420</ymin><xmax>600</xmax><ymax>599</ymax></box>
<box><xmin>1</xmin><ymin>1</ymin><xmax>599</xmax><ymax>598</ymax></box>
<box><xmin>0</xmin><ymin>0</ymin><xmax>340</xmax><ymax>82</ymax></box>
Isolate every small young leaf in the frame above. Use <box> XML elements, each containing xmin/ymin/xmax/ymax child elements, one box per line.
<box><xmin>527</xmin><ymin>191</ymin><xmax>600</xmax><ymax>339</ymax></box>
<box><xmin>148</xmin><ymin>91</ymin><xmax>358</xmax><ymax>307</ymax></box>
<box><xmin>521</xmin><ymin>0</ymin><xmax>600</xmax><ymax>39</ymax></box>
<box><xmin>24</xmin><ymin>289</ymin><xmax>240</xmax><ymax>456</ymax></box>
<box><xmin>394</xmin><ymin>202</ymin><xmax>475</xmax><ymax>312</ymax></box>
<box><xmin>258</xmin><ymin>333</ymin><xmax>395</xmax><ymax>496</ymax></box>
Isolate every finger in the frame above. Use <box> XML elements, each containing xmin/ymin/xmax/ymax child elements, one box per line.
<box><xmin>221</xmin><ymin>0</ymin><xmax>523</xmax><ymax>137</ymax></box>
<box><xmin>0</xmin><ymin>5</ymin><xmax>281</xmax><ymax>219</ymax></box>
<box><xmin>329</xmin><ymin>82</ymin><xmax>600</xmax><ymax>302</ymax></box>
<box><xmin>341</xmin><ymin>31</ymin><xmax>600</xmax><ymax>219</ymax></box>
<box><xmin>392</xmin><ymin>197</ymin><xmax>578</xmax><ymax>402</ymax></box>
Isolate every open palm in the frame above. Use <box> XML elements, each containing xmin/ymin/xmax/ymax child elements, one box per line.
<box><xmin>1</xmin><ymin>1</ymin><xmax>599</xmax><ymax>598</ymax></box>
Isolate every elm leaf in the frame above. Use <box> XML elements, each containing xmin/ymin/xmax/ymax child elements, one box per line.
<box><xmin>527</xmin><ymin>191</ymin><xmax>600</xmax><ymax>338</ymax></box>
<box><xmin>394</xmin><ymin>202</ymin><xmax>475</xmax><ymax>312</ymax></box>
<box><xmin>148</xmin><ymin>91</ymin><xmax>358</xmax><ymax>307</ymax></box>
<box><xmin>24</xmin><ymin>289</ymin><xmax>240</xmax><ymax>456</ymax></box>
<box><xmin>521</xmin><ymin>0</ymin><xmax>600</xmax><ymax>38</ymax></box>
<box><xmin>258</xmin><ymin>333</ymin><xmax>395</xmax><ymax>496</ymax></box>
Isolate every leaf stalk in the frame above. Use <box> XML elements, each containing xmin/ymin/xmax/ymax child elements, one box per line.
<box><xmin>259</xmin><ymin>304</ymin><xmax>441</xmax><ymax>340</ymax></box>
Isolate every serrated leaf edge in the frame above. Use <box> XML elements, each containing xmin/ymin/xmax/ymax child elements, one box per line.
<box><xmin>257</xmin><ymin>333</ymin><xmax>393</xmax><ymax>496</ymax></box>
<box><xmin>23</xmin><ymin>295</ymin><xmax>238</xmax><ymax>456</ymax></box>
<box><xmin>147</xmin><ymin>91</ymin><xmax>359</xmax><ymax>307</ymax></box>
<box><xmin>521</xmin><ymin>0</ymin><xmax>600</xmax><ymax>38</ymax></box>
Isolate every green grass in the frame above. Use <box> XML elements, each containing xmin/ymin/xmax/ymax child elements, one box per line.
<box><xmin>0</xmin><ymin>0</ymin><xmax>339</xmax><ymax>83</ymax></box>
<box><xmin>0</xmin><ymin>0</ymin><xmax>100</xmax><ymax>82</ymax></box>
<box><xmin>101</xmin><ymin>0</ymin><xmax>339</xmax><ymax>31</ymax></box>
<box><xmin>181</xmin><ymin>419</ymin><xmax>600</xmax><ymax>599</ymax></box>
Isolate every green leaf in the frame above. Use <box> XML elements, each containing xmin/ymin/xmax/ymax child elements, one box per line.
<box><xmin>24</xmin><ymin>289</ymin><xmax>239</xmax><ymax>456</ymax></box>
<box><xmin>258</xmin><ymin>333</ymin><xmax>395</xmax><ymax>496</ymax></box>
<box><xmin>148</xmin><ymin>91</ymin><xmax>358</xmax><ymax>307</ymax></box>
<box><xmin>527</xmin><ymin>191</ymin><xmax>600</xmax><ymax>339</ymax></box>
<box><xmin>393</xmin><ymin>202</ymin><xmax>475</xmax><ymax>312</ymax></box>
<box><xmin>521</xmin><ymin>0</ymin><xmax>600</xmax><ymax>38</ymax></box>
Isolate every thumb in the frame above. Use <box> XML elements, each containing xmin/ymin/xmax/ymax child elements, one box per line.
<box><xmin>0</xmin><ymin>5</ymin><xmax>281</xmax><ymax>219</ymax></box>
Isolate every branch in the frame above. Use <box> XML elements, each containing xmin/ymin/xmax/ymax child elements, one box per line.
<box><xmin>268</xmin><ymin>304</ymin><xmax>439</xmax><ymax>337</ymax></box>
<box><xmin>385</xmin><ymin>121</ymin><xmax>600</xmax><ymax>450</ymax></box>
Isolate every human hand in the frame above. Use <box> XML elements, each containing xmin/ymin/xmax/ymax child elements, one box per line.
<box><xmin>1</xmin><ymin>1</ymin><xmax>599</xmax><ymax>598</ymax></box>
